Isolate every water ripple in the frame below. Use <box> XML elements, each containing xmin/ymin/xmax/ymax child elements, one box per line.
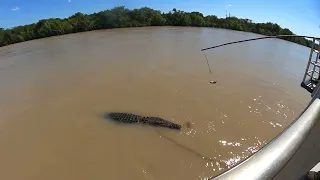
<box><xmin>245</xmin><ymin>95</ymin><xmax>295</xmax><ymax>128</ymax></box>
<box><xmin>215</xmin><ymin>108</ymin><xmax>228</xmax><ymax>124</ymax></box>
<box><xmin>219</xmin><ymin>140</ymin><xmax>242</xmax><ymax>147</ymax></box>
<box><xmin>221</xmin><ymin>155</ymin><xmax>242</xmax><ymax>168</ymax></box>
<box><xmin>218</xmin><ymin>137</ymin><xmax>267</xmax><ymax>169</ymax></box>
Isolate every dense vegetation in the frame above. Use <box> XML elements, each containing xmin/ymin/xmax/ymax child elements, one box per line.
<box><xmin>0</xmin><ymin>6</ymin><xmax>317</xmax><ymax>48</ymax></box>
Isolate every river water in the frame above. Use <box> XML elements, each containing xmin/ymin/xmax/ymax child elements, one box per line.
<box><xmin>0</xmin><ymin>27</ymin><xmax>311</xmax><ymax>180</ymax></box>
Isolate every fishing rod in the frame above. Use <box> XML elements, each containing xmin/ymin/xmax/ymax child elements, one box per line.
<box><xmin>201</xmin><ymin>35</ymin><xmax>320</xmax><ymax>74</ymax></box>
<box><xmin>201</xmin><ymin>35</ymin><xmax>319</xmax><ymax>52</ymax></box>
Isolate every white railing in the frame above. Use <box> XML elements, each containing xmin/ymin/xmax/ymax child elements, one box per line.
<box><xmin>210</xmin><ymin>91</ymin><xmax>320</xmax><ymax>180</ymax></box>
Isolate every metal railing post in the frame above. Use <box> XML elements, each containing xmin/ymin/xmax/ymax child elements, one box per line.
<box><xmin>303</xmin><ymin>38</ymin><xmax>315</xmax><ymax>82</ymax></box>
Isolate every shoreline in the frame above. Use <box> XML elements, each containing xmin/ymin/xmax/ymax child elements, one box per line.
<box><xmin>0</xmin><ymin>26</ymin><xmax>310</xmax><ymax>49</ymax></box>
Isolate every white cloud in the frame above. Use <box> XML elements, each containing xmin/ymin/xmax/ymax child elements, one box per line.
<box><xmin>12</xmin><ymin>7</ymin><xmax>20</xmax><ymax>11</ymax></box>
<box><xmin>227</xmin><ymin>4</ymin><xmax>232</xmax><ymax>7</ymax></box>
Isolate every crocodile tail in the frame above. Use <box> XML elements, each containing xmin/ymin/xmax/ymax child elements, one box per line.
<box><xmin>164</xmin><ymin>121</ymin><xmax>181</xmax><ymax>130</ymax></box>
<box><xmin>144</xmin><ymin>116</ymin><xmax>182</xmax><ymax>130</ymax></box>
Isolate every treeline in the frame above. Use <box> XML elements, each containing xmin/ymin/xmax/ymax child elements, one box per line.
<box><xmin>0</xmin><ymin>6</ymin><xmax>316</xmax><ymax>48</ymax></box>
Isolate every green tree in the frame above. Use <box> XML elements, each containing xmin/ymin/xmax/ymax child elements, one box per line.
<box><xmin>205</xmin><ymin>15</ymin><xmax>218</xmax><ymax>27</ymax></box>
<box><xmin>130</xmin><ymin>7</ymin><xmax>154</xmax><ymax>26</ymax></box>
<box><xmin>190</xmin><ymin>13</ymin><xmax>205</xmax><ymax>27</ymax></box>
<box><xmin>69</xmin><ymin>13</ymin><xmax>94</xmax><ymax>32</ymax></box>
<box><xmin>150</xmin><ymin>11</ymin><xmax>166</xmax><ymax>26</ymax></box>
<box><xmin>99</xmin><ymin>6</ymin><xmax>133</xmax><ymax>29</ymax></box>
<box><xmin>180</xmin><ymin>14</ymin><xmax>192</xmax><ymax>26</ymax></box>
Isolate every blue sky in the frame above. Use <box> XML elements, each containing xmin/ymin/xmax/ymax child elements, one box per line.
<box><xmin>1</xmin><ymin>0</ymin><xmax>319</xmax><ymax>37</ymax></box>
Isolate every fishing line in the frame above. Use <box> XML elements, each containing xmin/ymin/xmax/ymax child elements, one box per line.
<box><xmin>203</xmin><ymin>51</ymin><xmax>212</xmax><ymax>74</ymax></box>
<box><xmin>155</xmin><ymin>129</ymin><xmax>221</xmax><ymax>164</ymax></box>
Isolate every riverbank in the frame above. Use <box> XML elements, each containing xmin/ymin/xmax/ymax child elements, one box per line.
<box><xmin>0</xmin><ymin>6</ymin><xmax>316</xmax><ymax>48</ymax></box>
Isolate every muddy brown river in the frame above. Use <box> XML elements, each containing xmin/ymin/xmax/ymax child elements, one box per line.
<box><xmin>0</xmin><ymin>27</ymin><xmax>311</xmax><ymax>180</ymax></box>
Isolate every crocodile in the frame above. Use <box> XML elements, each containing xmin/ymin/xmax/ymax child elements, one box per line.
<box><xmin>105</xmin><ymin>112</ymin><xmax>182</xmax><ymax>130</ymax></box>
<box><xmin>103</xmin><ymin>112</ymin><xmax>215</xmax><ymax>162</ymax></box>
